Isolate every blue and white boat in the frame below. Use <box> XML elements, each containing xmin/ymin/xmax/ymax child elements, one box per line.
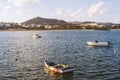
<box><xmin>87</xmin><ymin>41</ymin><xmax>112</xmax><ymax>47</ymax></box>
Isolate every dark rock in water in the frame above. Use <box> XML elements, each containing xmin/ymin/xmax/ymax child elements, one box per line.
<box><xmin>15</xmin><ymin>59</ymin><xmax>18</xmax><ymax>61</ymax></box>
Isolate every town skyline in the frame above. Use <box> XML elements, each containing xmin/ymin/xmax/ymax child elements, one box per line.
<box><xmin>0</xmin><ymin>0</ymin><xmax>120</xmax><ymax>23</ymax></box>
<box><xmin>0</xmin><ymin>16</ymin><xmax>119</xmax><ymax>31</ymax></box>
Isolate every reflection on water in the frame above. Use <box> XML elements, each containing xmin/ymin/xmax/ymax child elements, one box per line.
<box><xmin>44</xmin><ymin>67</ymin><xmax>73</xmax><ymax>80</ymax></box>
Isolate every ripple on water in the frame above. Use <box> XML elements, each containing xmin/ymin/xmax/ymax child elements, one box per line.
<box><xmin>0</xmin><ymin>30</ymin><xmax>120</xmax><ymax>79</ymax></box>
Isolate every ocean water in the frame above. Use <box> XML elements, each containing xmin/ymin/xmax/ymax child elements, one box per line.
<box><xmin>0</xmin><ymin>30</ymin><xmax>120</xmax><ymax>80</ymax></box>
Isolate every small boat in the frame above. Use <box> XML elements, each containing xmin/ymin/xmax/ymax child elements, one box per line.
<box><xmin>32</xmin><ymin>34</ymin><xmax>41</xmax><ymax>38</ymax></box>
<box><xmin>86</xmin><ymin>41</ymin><xmax>112</xmax><ymax>47</ymax></box>
<box><xmin>44</xmin><ymin>61</ymin><xmax>74</xmax><ymax>73</ymax></box>
<box><xmin>44</xmin><ymin>67</ymin><xmax>73</xmax><ymax>80</ymax></box>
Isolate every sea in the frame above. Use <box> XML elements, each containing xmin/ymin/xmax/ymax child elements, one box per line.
<box><xmin>0</xmin><ymin>30</ymin><xmax>120</xmax><ymax>80</ymax></box>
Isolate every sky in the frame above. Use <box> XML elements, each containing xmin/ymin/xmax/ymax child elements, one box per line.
<box><xmin>0</xmin><ymin>0</ymin><xmax>120</xmax><ymax>23</ymax></box>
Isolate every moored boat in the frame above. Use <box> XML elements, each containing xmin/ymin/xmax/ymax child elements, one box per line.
<box><xmin>86</xmin><ymin>41</ymin><xmax>112</xmax><ymax>47</ymax></box>
<box><xmin>32</xmin><ymin>34</ymin><xmax>41</xmax><ymax>38</ymax></box>
<box><xmin>44</xmin><ymin>61</ymin><xmax>74</xmax><ymax>73</ymax></box>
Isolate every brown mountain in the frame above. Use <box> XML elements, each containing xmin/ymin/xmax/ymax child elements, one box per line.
<box><xmin>22</xmin><ymin>17</ymin><xmax>67</xmax><ymax>25</ymax></box>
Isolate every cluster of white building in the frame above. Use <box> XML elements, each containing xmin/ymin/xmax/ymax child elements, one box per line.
<box><xmin>21</xmin><ymin>23</ymin><xmax>63</xmax><ymax>29</ymax></box>
<box><xmin>80</xmin><ymin>23</ymin><xmax>111</xmax><ymax>28</ymax></box>
<box><xmin>0</xmin><ymin>22</ymin><xmax>119</xmax><ymax>29</ymax></box>
<box><xmin>21</xmin><ymin>22</ymin><xmax>117</xmax><ymax>29</ymax></box>
<box><xmin>0</xmin><ymin>22</ymin><xmax>11</xmax><ymax>27</ymax></box>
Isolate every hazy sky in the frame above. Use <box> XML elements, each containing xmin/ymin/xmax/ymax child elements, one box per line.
<box><xmin>0</xmin><ymin>0</ymin><xmax>120</xmax><ymax>23</ymax></box>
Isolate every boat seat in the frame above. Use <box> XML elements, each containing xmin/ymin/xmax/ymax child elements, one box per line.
<box><xmin>55</xmin><ymin>64</ymin><xmax>69</xmax><ymax>69</ymax></box>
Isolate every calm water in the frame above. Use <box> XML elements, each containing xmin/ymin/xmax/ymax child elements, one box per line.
<box><xmin>0</xmin><ymin>30</ymin><xmax>120</xmax><ymax>80</ymax></box>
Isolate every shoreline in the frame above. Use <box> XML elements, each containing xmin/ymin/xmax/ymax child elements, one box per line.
<box><xmin>0</xmin><ymin>29</ymin><xmax>120</xmax><ymax>32</ymax></box>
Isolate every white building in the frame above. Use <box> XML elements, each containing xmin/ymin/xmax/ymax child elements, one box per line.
<box><xmin>0</xmin><ymin>22</ymin><xmax>11</xmax><ymax>27</ymax></box>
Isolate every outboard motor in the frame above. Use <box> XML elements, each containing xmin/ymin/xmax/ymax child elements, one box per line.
<box><xmin>108</xmin><ymin>41</ymin><xmax>112</xmax><ymax>46</ymax></box>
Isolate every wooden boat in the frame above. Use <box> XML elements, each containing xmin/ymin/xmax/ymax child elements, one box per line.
<box><xmin>32</xmin><ymin>34</ymin><xmax>41</xmax><ymax>38</ymax></box>
<box><xmin>86</xmin><ymin>41</ymin><xmax>112</xmax><ymax>47</ymax></box>
<box><xmin>44</xmin><ymin>61</ymin><xmax>74</xmax><ymax>73</ymax></box>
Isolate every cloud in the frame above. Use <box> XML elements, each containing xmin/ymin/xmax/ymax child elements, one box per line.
<box><xmin>113</xmin><ymin>14</ymin><xmax>120</xmax><ymax>23</ymax></box>
<box><xmin>87</xmin><ymin>2</ymin><xmax>107</xmax><ymax>17</ymax></box>
<box><xmin>51</xmin><ymin>7</ymin><xmax>84</xmax><ymax>20</ymax></box>
<box><xmin>114</xmin><ymin>19</ymin><xmax>120</xmax><ymax>23</ymax></box>
<box><xmin>0</xmin><ymin>2</ymin><xmax>2</xmax><ymax>6</ymax></box>
<box><xmin>63</xmin><ymin>8</ymin><xmax>85</xmax><ymax>21</ymax></box>
<box><xmin>69</xmin><ymin>8</ymin><xmax>83</xmax><ymax>18</ymax></box>
<box><xmin>7</xmin><ymin>0</ymin><xmax>41</xmax><ymax>7</ymax></box>
<box><xmin>4</xmin><ymin>5</ymin><xmax>12</xmax><ymax>10</ymax></box>
<box><xmin>0</xmin><ymin>3</ymin><xmax>24</xmax><ymax>17</ymax></box>
<box><xmin>0</xmin><ymin>4</ymin><xmax>12</xmax><ymax>15</ymax></box>
<box><xmin>16</xmin><ymin>9</ymin><xmax>24</xmax><ymax>15</ymax></box>
<box><xmin>52</xmin><ymin>8</ymin><xmax>63</xmax><ymax>16</ymax></box>
<box><xmin>56</xmin><ymin>8</ymin><xmax>63</xmax><ymax>16</ymax></box>
<box><xmin>67</xmin><ymin>9</ymin><xmax>71</xmax><ymax>13</ymax></box>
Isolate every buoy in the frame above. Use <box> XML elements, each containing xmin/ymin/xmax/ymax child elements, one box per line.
<box><xmin>114</xmin><ymin>50</ymin><xmax>117</xmax><ymax>53</ymax></box>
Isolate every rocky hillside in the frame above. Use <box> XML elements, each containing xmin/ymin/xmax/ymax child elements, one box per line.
<box><xmin>22</xmin><ymin>17</ymin><xmax>67</xmax><ymax>25</ymax></box>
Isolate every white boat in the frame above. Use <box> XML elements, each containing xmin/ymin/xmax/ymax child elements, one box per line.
<box><xmin>32</xmin><ymin>34</ymin><xmax>41</xmax><ymax>38</ymax></box>
<box><xmin>44</xmin><ymin>61</ymin><xmax>74</xmax><ymax>73</ymax></box>
<box><xmin>86</xmin><ymin>41</ymin><xmax>112</xmax><ymax>47</ymax></box>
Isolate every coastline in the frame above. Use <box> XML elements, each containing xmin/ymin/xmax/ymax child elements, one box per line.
<box><xmin>0</xmin><ymin>29</ymin><xmax>120</xmax><ymax>32</ymax></box>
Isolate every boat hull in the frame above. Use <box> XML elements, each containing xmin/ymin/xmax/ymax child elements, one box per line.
<box><xmin>87</xmin><ymin>42</ymin><xmax>110</xmax><ymax>47</ymax></box>
<box><xmin>32</xmin><ymin>34</ymin><xmax>41</xmax><ymax>38</ymax></box>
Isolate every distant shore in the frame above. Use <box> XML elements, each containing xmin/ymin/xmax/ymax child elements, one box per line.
<box><xmin>0</xmin><ymin>29</ymin><xmax>120</xmax><ymax>32</ymax></box>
